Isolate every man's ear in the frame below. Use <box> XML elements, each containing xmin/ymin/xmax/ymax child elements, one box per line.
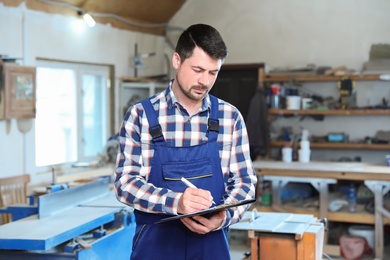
<box><xmin>172</xmin><ymin>53</ymin><xmax>181</xmax><ymax>69</ymax></box>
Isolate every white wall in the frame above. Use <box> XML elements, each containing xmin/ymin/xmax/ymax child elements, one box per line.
<box><xmin>169</xmin><ymin>0</ymin><xmax>390</xmax><ymax>71</ymax></box>
<box><xmin>168</xmin><ymin>0</ymin><xmax>390</xmax><ymax>164</ymax></box>
<box><xmin>0</xmin><ymin>3</ymin><xmax>166</xmax><ymax>184</ymax></box>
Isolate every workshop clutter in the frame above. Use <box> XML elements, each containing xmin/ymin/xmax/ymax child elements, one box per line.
<box><xmin>258</xmin><ymin>180</ymin><xmax>315</xmax><ymax>207</ymax></box>
<box><xmin>266</xmin><ymin>80</ymin><xmax>357</xmax><ymax>111</ymax></box>
<box><xmin>265</xmin><ymin>61</ymin><xmax>389</xmax><ymax>111</ymax></box>
<box><xmin>338</xmin><ymin>225</ymin><xmax>375</xmax><ymax>259</ymax></box>
<box><xmin>279</xmin><ymin>128</ymin><xmax>311</xmax><ymax>163</ymax></box>
<box><xmin>387</xmin><ymin>155</ymin><xmax>390</xmax><ymax>167</ymax></box>
<box><xmin>348</xmin><ymin>225</ymin><xmax>375</xmax><ymax>251</ymax></box>
<box><xmin>339</xmin><ymin>234</ymin><xmax>373</xmax><ymax>259</ymax></box>
<box><xmin>328</xmin><ymin>182</ymin><xmax>374</xmax><ymax>213</ymax></box>
<box><xmin>259</xmin><ymin>180</ymin><xmax>272</xmax><ymax>207</ymax></box>
<box><xmin>285</xmin><ymin>88</ymin><xmax>301</xmax><ymax>110</ymax></box>
<box><xmin>298</xmin><ymin>129</ymin><xmax>311</xmax><ymax>162</ymax></box>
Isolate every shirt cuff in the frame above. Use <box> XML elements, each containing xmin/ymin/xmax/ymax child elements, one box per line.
<box><xmin>213</xmin><ymin>209</ymin><xmax>232</xmax><ymax>231</ymax></box>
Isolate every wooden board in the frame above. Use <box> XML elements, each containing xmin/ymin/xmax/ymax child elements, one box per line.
<box><xmin>2</xmin><ymin>0</ymin><xmax>186</xmax><ymax>35</ymax></box>
<box><xmin>253</xmin><ymin>161</ymin><xmax>390</xmax><ymax>181</ymax></box>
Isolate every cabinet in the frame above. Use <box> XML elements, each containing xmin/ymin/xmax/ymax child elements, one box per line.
<box><xmin>120</xmin><ymin>81</ymin><xmax>168</xmax><ymax>116</ymax></box>
<box><xmin>210</xmin><ymin>63</ymin><xmax>264</xmax><ymax>120</ymax></box>
<box><xmin>231</xmin><ymin>211</ymin><xmax>324</xmax><ymax>260</ymax></box>
<box><xmin>259</xmin><ymin>70</ymin><xmax>390</xmax><ymax>163</ymax></box>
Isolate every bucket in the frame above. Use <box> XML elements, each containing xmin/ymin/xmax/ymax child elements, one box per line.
<box><xmin>348</xmin><ymin>225</ymin><xmax>375</xmax><ymax>250</ymax></box>
<box><xmin>286</xmin><ymin>96</ymin><xmax>301</xmax><ymax>110</ymax></box>
<box><xmin>282</xmin><ymin>147</ymin><xmax>292</xmax><ymax>162</ymax></box>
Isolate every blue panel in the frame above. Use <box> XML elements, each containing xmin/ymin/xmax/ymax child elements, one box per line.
<box><xmin>38</xmin><ymin>178</ymin><xmax>110</xmax><ymax>218</ymax></box>
<box><xmin>77</xmin><ymin>222</ymin><xmax>136</xmax><ymax>259</ymax></box>
<box><xmin>6</xmin><ymin>205</ymin><xmax>38</xmax><ymax>221</ymax></box>
<box><xmin>0</xmin><ymin>210</ymin><xmax>136</xmax><ymax>260</ymax></box>
<box><xmin>0</xmin><ymin>207</ymin><xmax>119</xmax><ymax>250</ymax></box>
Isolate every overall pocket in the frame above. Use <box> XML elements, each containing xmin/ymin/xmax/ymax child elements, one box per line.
<box><xmin>162</xmin><ymin>158</ymin><xmax>213</xmax><ymax>192</ymax></box>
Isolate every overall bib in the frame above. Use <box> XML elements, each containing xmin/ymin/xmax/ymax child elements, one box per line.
<box><xmin>130</xmin><ymin>95</ymin><xmax>230</xmax><ymax>260</ymax></box>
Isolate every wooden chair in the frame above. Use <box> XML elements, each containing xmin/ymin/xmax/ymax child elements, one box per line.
<box><xmin>0</xmin><ymin>174</ymin><xmax>30</xmax><ymax>224</ymax></box>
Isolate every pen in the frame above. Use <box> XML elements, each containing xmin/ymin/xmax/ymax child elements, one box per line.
<box><xmin>180</xmin><ymin>177</ymin><xmax>216</xmax><ymax>205</ymax></box>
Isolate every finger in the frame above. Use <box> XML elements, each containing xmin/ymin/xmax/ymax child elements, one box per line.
<box><xmin>182</xmin><ymin>188</ymin><xmax>213</xmax><ymax>210</ymax></box>
<box><xmin>187</xmin><ymin>188</ymin><xmax>214</xmax><ymax>207</ymax></box>
<box><xmin>180</xmin><ymin>217</ymin><xmax>209</xmax><ymax>234</ymax></box>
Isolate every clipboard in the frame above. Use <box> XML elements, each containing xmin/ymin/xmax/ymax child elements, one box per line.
<box><xmin>155</xmin><ymin>198</ymin><xmax>256</xmax><ymax>224</ymax></box>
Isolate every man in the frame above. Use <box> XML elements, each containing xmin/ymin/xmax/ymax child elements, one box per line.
<box><xmin>115</xmin><ymin>24</ymin><xmax>257</xmax><ymax>260</ymax></box>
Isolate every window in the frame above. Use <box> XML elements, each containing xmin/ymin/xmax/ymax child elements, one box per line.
<box><xmin>35</xmin><ymin>61</ymin><xmax>110</xmax><ymax>167</ymax></box>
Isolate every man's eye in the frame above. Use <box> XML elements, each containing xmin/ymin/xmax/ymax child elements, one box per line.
<box><xmin>194</xmin><ymin>70</ymin><xmax>201</xmax><ymax>73</ymax></box>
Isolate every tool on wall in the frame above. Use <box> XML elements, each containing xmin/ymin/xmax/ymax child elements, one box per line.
<box><xmin>133</xmin><ymin>43</ymin><xmax>155</xmax><ymax>77</ymax></box>
<box><xmin>337</xmin><ymin>77</ymin><xmax>355</xmax><ymax>109</ymax></box>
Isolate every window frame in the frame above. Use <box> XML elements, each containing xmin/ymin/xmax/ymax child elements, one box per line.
<box><xmin>25</xmin><ymin>60</ymin><xmax>114</xmax><ymax>175</ymax></box>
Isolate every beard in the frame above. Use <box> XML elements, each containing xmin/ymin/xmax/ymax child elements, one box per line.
<box><xmin>176</xmin><ymin>76</ymin><xmax>209</xmax><ymax>102</ymax></box>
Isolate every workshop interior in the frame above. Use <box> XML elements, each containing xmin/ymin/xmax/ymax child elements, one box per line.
<box><xmin>1</xmin><ymin>0</ymin><xmax>390</xmax><ymax>259</ymax></box>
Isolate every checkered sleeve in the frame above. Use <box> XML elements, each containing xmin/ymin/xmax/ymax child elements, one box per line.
<box><xmin>217</xmin><ymin>103</ymin><xmax>258</xmax><ymax>228</ymax></box>
<box><xmin>114</xmin><ymin>104</ymin><xmax>181</xmax><ymax>215</ymax></box>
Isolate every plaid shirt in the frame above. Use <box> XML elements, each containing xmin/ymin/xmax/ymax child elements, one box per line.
<box><xmin>114</xmin><ymin>81</ymin><xmax>257</xmax><ymax>227</ymax></box>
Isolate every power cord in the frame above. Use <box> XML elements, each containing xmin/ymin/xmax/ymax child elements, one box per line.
<box><xmin>322</xmin><ymin>252</ymin><xmax>334</xmax><ymax>260</ymax></box>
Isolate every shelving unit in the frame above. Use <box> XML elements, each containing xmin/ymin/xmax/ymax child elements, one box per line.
<box><xmin>271</xmin><ymin>140</ymin><xmax>390</xmax><ymax>150</ymax></box>
<box><xmin>260</xmin><ymin>69</ymin><xmax>390</xmax><ymax>160</ymax></box>
<box><xmin>252</xmin><ymin>161</ymin><xmax>390</xmax><ymax>259</ymax></box>
<box><xmin>253</xmin><ymin>204</ymin><xmax>390</xmax><ymax>225</ymax></box>
<box><xmin>256</xmin><ymin>70</ymin><xmax>390</xmax><ymax>258</ymax></box>
<box><xmin>262</xmin><ymin>73</ymin><xmax>380</xmax><ymax>83</ymax></box>
<box><xmin>268</xmin><ymin>108</ymin><xmax>390</xmax><ymax>116</ymax></box>
<box><xmin>269</xmin><ymin>108</ymin><xmax>390</xmax><ymax>151</ymax></box>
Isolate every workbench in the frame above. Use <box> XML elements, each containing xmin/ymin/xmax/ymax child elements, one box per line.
<box><xmin>252</xmin><ymin>161</ymin><xmax>390</xmax><ymax>260</ymax></box>
<box><xmin>231</xmin><ymin>211</ymin><xmax>324</xmax><ymax>260</ymax></box>
<box><xmin>0</xmin><ymin>178</ymin><xmax>135</xmax><ymax>259</ymax></box>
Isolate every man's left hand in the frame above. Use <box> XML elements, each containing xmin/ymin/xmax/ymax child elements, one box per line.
<box><xmin>180</xmin><ymin>210</ymin><xmax>226</xmax><ymax>234</ymax></box>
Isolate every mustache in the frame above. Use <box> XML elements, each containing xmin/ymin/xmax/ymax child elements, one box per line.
<box><xmin>191</xmin><ymin>85</ymin><xmax>208</xmax><ymax>90</ymax></box>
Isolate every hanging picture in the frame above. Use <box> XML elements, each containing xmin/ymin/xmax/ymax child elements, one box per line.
<box><xmin>2</xmin><ymin>65</ymin><xmax>36</xmax><ymax>119</ymax></box>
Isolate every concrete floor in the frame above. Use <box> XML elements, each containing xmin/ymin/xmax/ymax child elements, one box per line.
<box><xmin>229</xmin><ymin>229</ymin><xmax>250</xmax><ymax>260</ymax></box>
<box><xmin>229</xmin><ymin>238</ymin><xmax>250</xmax><ymax>260</ymax></box>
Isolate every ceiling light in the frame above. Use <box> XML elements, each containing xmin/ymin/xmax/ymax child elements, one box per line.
<box><xmin>82</xmin><ymin>13</ymin><xmax>96</xmax><ymax>28</ymax></box>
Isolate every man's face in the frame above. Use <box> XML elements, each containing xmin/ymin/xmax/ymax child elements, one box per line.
<box><xmin>172</xmin><ymin>46</ymin><xmax>223</xmax><ymax>102</ymax></box>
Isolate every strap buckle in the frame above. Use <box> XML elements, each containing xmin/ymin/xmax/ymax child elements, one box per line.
<box><xmin>208</xmin><ymin>118</ymin><xmax>219</xmax><ymax>132</ymax></box>
<box><xmin>149</xmin><ymin>124</ymin><xmax>163</xmax><ymax>139</ymax></box>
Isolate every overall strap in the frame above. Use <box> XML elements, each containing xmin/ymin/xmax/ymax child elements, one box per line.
<box><xmin>141</xmin><ymin>98</ymin><xmax>165</xmax><ymax>143</ymax></box>
<box><xmin>207</xmin><ymin>94</ymin><xmax>219</xmax><ymax>142</ymax></box>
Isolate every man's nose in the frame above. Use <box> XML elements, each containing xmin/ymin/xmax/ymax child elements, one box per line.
<box><xmin>198</xmin><ymin>72</ymin><xmax>210</xmax><ymax>86</ymax></box>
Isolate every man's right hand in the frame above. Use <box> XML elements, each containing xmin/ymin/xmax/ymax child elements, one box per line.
<box><xmin>177</xmin><ymin>187</ymin><xmax>214</xmax><ymax>214</ymax></box>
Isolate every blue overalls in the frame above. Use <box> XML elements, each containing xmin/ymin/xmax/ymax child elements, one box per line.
<box><xmin>130</xmin><ymin>95</ymin><xmax>230</xmax><ymax>260</ymax></box>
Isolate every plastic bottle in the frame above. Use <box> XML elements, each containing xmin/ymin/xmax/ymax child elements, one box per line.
<box><xmin>348</xmin><ymin>182</ymin><xmax>357</xmax><ymax>212</ymax></box>
<box><xmin>261</xmin><ymin>181</ymin><xmax>272</xmax><ymax>207</ymax></box>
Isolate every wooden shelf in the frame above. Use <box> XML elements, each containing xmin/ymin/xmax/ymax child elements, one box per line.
<box><xmin>262</xmin><ymin>74</ymin><xmax>381</xmax><ymax>82</ymax></box>
<box><xmin>268</xmin><ymin>109</ymin><xmax>390</xmax><ymax>116</ymax></box>
<box><xmin>270</xmin><ymin>141</ymin><xmax>390</xmax><ymax>150</ymax></box>
<box><xmin>252</xmin><ymin>204</ymin><xmax>390</xmax><ymax>225</ymax></box>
